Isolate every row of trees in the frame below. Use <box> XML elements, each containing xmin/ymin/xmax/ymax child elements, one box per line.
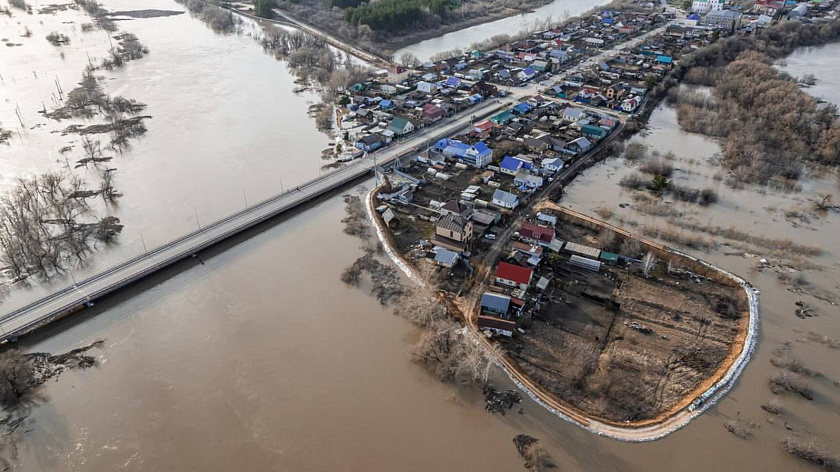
<box><xmin>175</xmin><ymin>0</ymin><xmax>239</xmax><ymax>32</ymax></box>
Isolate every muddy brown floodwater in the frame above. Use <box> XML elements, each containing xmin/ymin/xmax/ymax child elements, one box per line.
<box><xmin>2</xmin><ymin>0</ymin><xmax>840</xmax><ymax>470</ymax></box>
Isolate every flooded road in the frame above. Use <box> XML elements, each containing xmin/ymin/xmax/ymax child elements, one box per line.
<box><xmin>393</xmin><ymin>0</ymin><xmax>609</xmax><ymax>62</ymax></box>
<box><xmin>2</xmin><ymin>1</ymin><xmax>840</xmax><ymax>470</ymax></box>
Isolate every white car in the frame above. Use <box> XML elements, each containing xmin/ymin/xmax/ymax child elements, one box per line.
<box><xmin>484</xmin><ymin>233</ymin><xmax>496</xmax><ymax>240</ymax></box>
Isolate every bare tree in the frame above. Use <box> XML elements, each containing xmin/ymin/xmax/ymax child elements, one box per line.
<box><xmin>399</xmin><ymin>52</ymin><xmax>421</xmax><ymax>69</ymax></box>
<box><xmin>642</xmin><ymin>252</ymin><xmax>657</xmax><ymax>278</ymax></box>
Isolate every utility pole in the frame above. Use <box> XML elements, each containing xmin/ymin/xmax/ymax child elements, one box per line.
<box><xmin>194</xmin><ymin>208</ymin><xmax>201</xmax><ymax>230</ymax></box>
<box><xmin>243</xmin><ymin>189</ymin><xmax>248</xmax><ymax>209</ymax></box>
<box><xmin>140</xmin><ymin>229</ymin><xmax>148</xmax><ymax>253</ymax></box>
<box><xmin>373</xmin><ymin>152</ymin><xmax>379</xmax><ymax>185</ymax></box>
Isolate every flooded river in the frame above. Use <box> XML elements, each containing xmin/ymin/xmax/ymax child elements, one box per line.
<box><xmin>393</xmin><ymin>0</ymin><xmax>609</xmax><ymax>62</ymax></box>
<box><xmin>0</xmin><ymin>0</ymin><xmax>331</xmax><ymax>312</ymax></box>
<box><xmin>2</xmin><ymin>1</ymin><xmax>840</xmax><ymax>470</ymax></box>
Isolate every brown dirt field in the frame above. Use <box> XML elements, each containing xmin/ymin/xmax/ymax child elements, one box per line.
<box><xmin>500</xmin><ymin>219</ymin><xmax>747</xmax><ymax>423</ymax></box>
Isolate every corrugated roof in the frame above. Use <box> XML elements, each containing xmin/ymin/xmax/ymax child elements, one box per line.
<box><xmin>564</xmin><ymin>242</ymin><xmax>601</xmax><ymax>259</ymax></box>
<box><xmin>521</xmin><ymin>222</ymin><xmax>554</xmax><ymax>243</ymax></box>
<box><xmin>570</xmin><ymin>255</ymin><xmax>601</xmax><ymax>271</ymax></box>
<box><xmin>493</xmin><ymin>189</ymin><xmax>519</xmax><ymax>205</ymax></box>
<box><xmin>437</xmin><ymin>213</ymin><xmax>469</xmax><ymax>233</ymax></box>
<box><xmin>481</xmin><ymin>292</ymin><xmax>511</xmax><ymax>313</ymax></box>
<box><xmin>495</xmin><ymin>262</ymin><xmax>533</xmax><ymax>285</ymax></box>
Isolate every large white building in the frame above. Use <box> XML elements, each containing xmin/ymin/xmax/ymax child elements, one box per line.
<box><xmin>691</xmin><ymin>0</ymin><xmax>724</xmax><ymax>13</ymax></box>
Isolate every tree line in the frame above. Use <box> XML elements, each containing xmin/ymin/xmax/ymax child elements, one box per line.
<box><xmin>343</xmin><ymin>0</ymin><xmax>459</xmax><ymax>33</ymax></box>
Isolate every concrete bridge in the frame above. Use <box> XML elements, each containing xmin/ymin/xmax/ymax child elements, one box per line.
<box><xmin>0</xmin><ymin>100</ymin><xmax>504</xmax><ymax>343</ymax></box>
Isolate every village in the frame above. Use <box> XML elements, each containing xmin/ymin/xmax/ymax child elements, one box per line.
<box><xmin>335</xmin><ymin>0</ymin><xmax>836</xmax><ymax>159</ymax></box>
<box><xmin>352</xmin><ymin>0</ymin><xmax>835</xmax><ymax>423</ymax></box>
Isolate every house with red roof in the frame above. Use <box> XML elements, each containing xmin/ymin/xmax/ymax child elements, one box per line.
<box><xmin>495</xmin><ymin>262</ymin><xmax>533</xmax><ymax>291</ymax></box>
<box><xmin>422</xmin><ymin>103</ymin><xmax>445</xmax><ymax>123</ymax></box>
<box><xmin>520</xmin><ymin>222</ymin><xmax>555</xmax><ymax>247</ymax></box>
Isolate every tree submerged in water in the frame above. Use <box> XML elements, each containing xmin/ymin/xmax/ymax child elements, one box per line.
<box><xmin>0</xmin><ymin>172</ymin><xmax>123</xmax><ymax>282</ymax></box>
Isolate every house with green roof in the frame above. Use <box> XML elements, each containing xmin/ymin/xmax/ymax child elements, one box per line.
<box><xmin>388</xmin><ymin>117</ymin><xmax>416</xmax><ymax>137</ymax></box>
<box><xmin>491</xmin><ymin>110</ymin><xmax>516</xmax><ymax>125</ymax></box>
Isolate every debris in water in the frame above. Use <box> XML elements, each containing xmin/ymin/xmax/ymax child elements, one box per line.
<box><xmin>484</xmin><ymin>385</ymin><xmax>522</xmax><ymax>415</ymax></box>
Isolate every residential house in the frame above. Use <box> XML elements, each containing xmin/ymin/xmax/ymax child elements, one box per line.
<box><xmin>541</xmin><ymin>157</ymin><xmax>565</xmax><ymax>173</ymax></box>
<box><xmin>513</xmin><ymin>102</ymin><xmax>532</xmax><ymax>114</ymax></box>
<box><xmin>549</xmin><ymin>49</ymin><xmax>569</xmax><ymax>62</ymax></box>
<box><xmin>477</xmin><ymin>315</ymin><xmax>517</xmax><ymax>337</ymax></box>
<box><xmin>495</xmin><ymin>261</ymin><xmax>533</xmax><ymax>291</ymax></box>
<box><xmin>433</xmin><ymin>248</ymin><xmax>460</xmax><ymax>268</ymax></box>
<box><xmin>691</xmin><ymin>0</ymin><xmax>724</xmax><ymax>13</ymax></box>
<box><xmin>563</xmin><ymin>107</ymin><xmax>587</xmax><ymax>122</ymax></box>
<box><xmin>422</xmin><ymin>103</ymin><xmax>445</xmax><ymax>122</ymax></box>
<box><xmin>432</xmin><ymin>213</ymin><xmax>474</xmax><ymax>252</ymax></box>
<box><xmin>439</xmin><ymin>200</ymin><xmax>463</xmax><ymax>217</ymax></box>
<box><xmin>388</xmin><ymin>117</ymin><xmax>416</xmax><ymax>136</ymax></box>
<box><xmin>416</xmin><ymin>81</ymin><xmax>438</xmax><ymax>94</ymax></box>
<box><xmin>356</xmin><ymin>133</ymin><xmax>386</xmax><ymax>152</ymax></box>
<box><xmin>517</xmin><ymin>67</ymin><xmax>537</xmax><ymax>82</ymax></box>
<box><xmin>491</xmin><ymin>110</ymin><xmax>516</xmax><ymax>125</ymax></box>
<box><xmin>566</xmin><ymin>137</ymin><xmax>592</xmax><ymax>154</ymax></box>
<box><xmin>524</xmin><ymin>136</ymin><xmax>549</xmax><ymax>153</ymax></box>
<box><xmin>706</xmin><ymin>9</ymin><xmax>743</xmax><ymax>29</ymax></box>
<box><xmin>443</xmin><ymin>76</ymin><xmax>462</xmax><ymax>88</ymax></box>
<box><xmin>492</xmin><ymin>189</ymin><xmax>520</xmax><ymax>209</ymax></box>
<box><xmin>436</xmin><ymin>139</ymin><xmax>493</xmax><ymax>168</ymax></box>
<box><xmin>471</xmin><ymin>81</ymin><xmax>498</xmax><ymax>98</ymax></box>
<box><xmin>470</xmin><ymin>120</ymin><xmax>500</xmax><ymax>139</ymax></box>
<box><xmin>599</xmin><ymin>117</ymin><xmax>618</xmax><ymax>129</ymax></box>
<box><xmin>582</xmin><ymin>124</ymin><xmax>609</xmax><ymax>140</ymax></box>
<box><xmin>481</xmin><ymin>292</ymin><xmax>512</xmax><ymax>317</ymax></box>
<box><xmin>515</xmin><ymin>171</ymin><xmax>544</xmax><ymax>190</ymax></box>
<box><xmin>520</xmin><ymin>222</ymin><xmax>555</xmax><ymax>246</ymax></box>
<box><xmin>388</xmin><ymin>65</ymin><xmax>409</xmax><ymax>84</ymax></box>
<box><xmin>755</xmin><ymin>0</ymin><xmax>784</xmax><ymax>15</ymax></box>
<box><xmin>621</xmin><ymin>96</ymin><xmax>641</xmax><ymax>112</ymax></box>
<box><xmin>538</xmin><ymin>135</ymin><xmax>568</xmax><ymax>152</ymax></box>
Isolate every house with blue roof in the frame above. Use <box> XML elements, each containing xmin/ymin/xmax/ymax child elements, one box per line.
<box><xmin>379</xmin><ymin>99</ymin><xmax>395</xmax><ymax>110</ymax></box>
<box><xmin>443</xmin><ymin>76</ymin><xmax>462</xmax><ymax>88</ymax></box>
<box><xmin>513</xmin><ymin>102</ymin><xmax>532</xmax><ymax>114</ymax></box>
<box><xmin>481</xmin><ymin>292</ymin><xmax>511</xmax><ymax>317</ymax></box>
<box><xmin>517</xmin><ymin>67</ymin><xmax>537</xmax><ymax>82</ymax></box>
<box><xmin>656</xmin><ymin>55</ymin><xmax>673</xmax><ymax>64</ymax></box>
<box><xmin>436</xmin><ymin>139</ymin><xmax>493</xmax><ymax>168</ymax></box>
<box><xmin>496</xmin><ymin>69</ymin><xmax>512</xmax><ymax>81</ymax></box>
<box><xmin>500</xmin><ymin>156</ymin><xmax>523</xmax><ymax>175</ymax></box>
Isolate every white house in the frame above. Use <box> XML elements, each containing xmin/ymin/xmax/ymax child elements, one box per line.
<box><xmin>691</xmin><ymin>0</ymin><xmax>724</xmax><ymax>13</ymax></box>
<box><xmin>416</xmin><ymin>81</ymin><xmax>438</xmax><ymax>94</ymax></box>
<box><xmin>563</xmin><ymin>107</ymin><xmax>586</xmax><ymax>122</ymax></box>
<box><xmin>621</xmin><ymin>96</ymin><xmax>641</xmax><ymax>112</ymax></box>
<box><xmin>492</xmin><ymin>189</ymin><xmax>519</xmax><ymax>209</ymax></box>
<box><xmin>514</xmin><ymin>171</ymin><xmax>544</xmax><ymax>189</ymax></box>
<box><xmin>541</xmin><ymin>157</ymin><xmax>565</xmax><ymax>173</ymax></box>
